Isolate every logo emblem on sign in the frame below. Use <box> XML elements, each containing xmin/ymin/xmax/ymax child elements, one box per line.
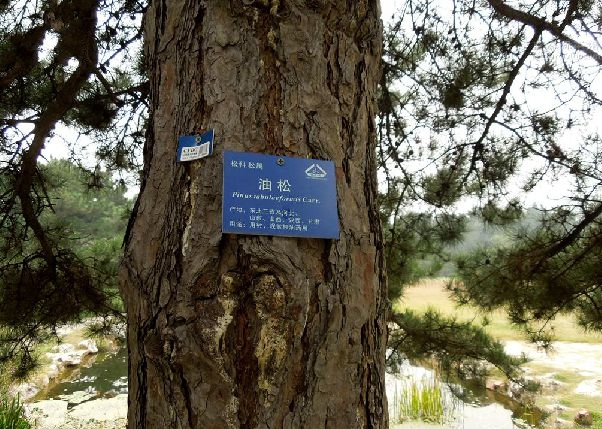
<box><xmin>305</xmin><ymin>163</ymin><xmax>327</xmax><ymax>179</ymax></box>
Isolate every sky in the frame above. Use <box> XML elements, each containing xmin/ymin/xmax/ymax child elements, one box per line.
<box><xmin>381</xmin><ymin>0</ymin><xmax>398</xmax><ymax>23</ymax></box>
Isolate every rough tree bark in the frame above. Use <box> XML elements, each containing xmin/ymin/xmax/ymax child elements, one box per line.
<box><xmin>120</xmin><ymin>1</ymin><xmax>387</xmax><ymax>428</ymax></box>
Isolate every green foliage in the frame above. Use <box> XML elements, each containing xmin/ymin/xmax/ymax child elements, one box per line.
<box><xmin>388</xmin><ymin>308</ymin><xmax>527</xmax><ymax>381</ymax></box>
<box><xmin>42</xmin><ymin>158</ymin><xmax>131</xmax><ymax>300</ymax></box>
<box><xmin>1</xmin><ymin>0</ymin><xmax>602</xmax><ymax>405</ymax></box>
<box><xmin>379</xmin><ymin>1</ymin><xmax>602</xmax><ymax>378</ymax></box>
<box><xmin>0</xmin><ymin>159</ymin><xmax>131</xmax><ymax>377</ymax></box>
<box><xmin>381</xmin><ymin>209</ymin><xmax>465</xmax><ymax>300</ymax></box>
<box><xmin>478</xmin><ymin>200</ymin><xmax>523</xmax><ymax>226</ymax></box>
<box><xmin>589</xmin><ymin>411</ymin><xmax>602</xmax><ymax>429</ymax></box>
<box><xmin>454</xmin><ymin>205</ymin><xmax>602</xmax><ymax>341</ymax></box>
<box><xmin>380</xmin><ymin>179</ymin><xmax>467</xmax><ymax>300</ymax></box>
<box><xmin>0</xmin><ymin>394</ymin><xmax>31</xmax><ymax>429</ymax></box>
<box><xmin>42</xmin><ymin>159</ymin><xmax>131</xmax><ymax>242</ymax></box>
<box><xmin>0</xmin><ymin>0</ymin><xmax>145</xmax><ymax>378</ymax></box>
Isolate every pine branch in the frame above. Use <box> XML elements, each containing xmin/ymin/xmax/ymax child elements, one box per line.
<box><xmin>487</xmin><ymin>0</ymin><xmax>602</xmax><ymax>65</ymax></box>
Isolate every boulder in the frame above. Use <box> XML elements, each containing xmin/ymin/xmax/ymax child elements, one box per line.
<box><xmin>47</xmin><ymin>363</ymin><xmax>60</xmax><ymax>380</ymax></box>
<box><xmin>67</xmin><ymin>394</ymin><xmax>128</xmax><ymax>421</ymax></box>
<box><xmin>48</xmin><ymin>342</ymin><xmax>96</xmax><ymax>368</ymax></box>
<box><xmin>77</xmin><ymin>339</ymin><xmax>99</xmax><ymax>354</ymax></box>
<box><xmin>24</xmin><ymin>399</ymin><xmax>69</xmax><ymax>429</ymax></box>
<box><xmin>9</xmin><ymin>383</ymin><xmax>39</xmax><ymax>401</ymax></box>
<box><xmin>56</xmin><ymin>343</ymin><xmax>75</xmax><ymax>354</ymax></box>
<box><xmin>486</xmin><ymin>378</ymin><xmax>507</xmax><ymax>391</ymax></box>
<box><xmin>55</xmin><ymin>351</ymin><xmax>85</xmax><ymax>367</ymax></box>
<box><xmin>574</xmin><ymin>408</ymin><xmax>593</xmax><ymax>426</ymax></box>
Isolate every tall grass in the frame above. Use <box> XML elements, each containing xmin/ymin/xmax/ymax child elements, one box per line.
<box><xmin>0</xmin><ymin>395</ymin><xmax>31</xmax><ymax>429</ymax></box>
<box><xmin>394</xmin><ymin>376</ymin><xmax>457</xmax><ymax>424</ymax></box>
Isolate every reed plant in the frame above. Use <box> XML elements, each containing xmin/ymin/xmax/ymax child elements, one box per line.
<box><xmin>0</xmin><ymin>394</ymin><xmax>31</xmax><ymax>429</ymax></box>
<box><xmin>394</xmin><ymin>375</ymin><xmax>455</xmax><ymax>423</ymax></box>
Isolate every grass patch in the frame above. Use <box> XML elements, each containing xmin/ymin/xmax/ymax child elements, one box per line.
<box><xmin>0</xmin><ymin>394</ymin><xmax>31</xmax><ymax>429</ymax></box>
<box><xmin>552</xmin><ymin>373</ymin><xmax>570</xmax><ymax>382</ymax></box>
<box><xmin>393</xmin><ymin>376</ymin><xmax>458</xmax><ymax>424</ymax></box>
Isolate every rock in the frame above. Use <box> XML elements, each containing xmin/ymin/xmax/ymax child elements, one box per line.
<box><xmin>24</xmin><ymin>399</ymin><xmax>69</xmax><ymax>429</ymax></box>
<box><xmin>48</xmin><ymin>347</ymin><xmax>89</xmax><ymax>367</ymax></box>
<box><xmin>47</xmin><ymin>363</ymin><xmax>60</xmax><ymax>380</ymax></box>
<box><xmin>507</xmin><ymin>380</ymin><xmax>524</xmax><ymax>398</ymax></box>
<box><xmin>46</xmin><ymin>339</ymin><xmax>98</xmax><ymax>369</ymax></box>
<box><xmin>56</xmin><ymin>416</ymin><xmax>127</xmax><ymax>429</ymax></box>
<box><xmin>78</xmin><ymin>339</ymin><xmax>99</xmax><ymax>355</ymax></box>
<box><xmin>486</xmin><ymin>378</ymin><xmax>507</xmax><ymax>391</ymax></box>
<box><xmin>56</xmin><ymin>351</ymin><xmax>85</xmax><ymax>367</ymax></box>
<box><xmin>58</xmin><ymin>389</ymin><xmax>97</xmax><ymax>406</ymax></box>
<box><xmin>574</xmin><ymin>408</ymin><xmax>594</xmax><ymax>426</ymax></box>
<box><xmin>538</xmin><ymin>377</ymin><xmax>563</xmax><ymax>393</ymax></box>
<box><xmin>544</xmin><ymin>403</ymin><xmax>566</xmax><ymax>413</ymax></box>
<box><xmin>67</xmin><ymin>394</ymin><xmax>128</xmax><ymax>422</ymax></box>
<box><xmin>56</xmin><ymin>343</ymin><xmax>75</xmax><ymax>354</ymax></box>
<box><xmin>9</xmin><ymin>382</ymin><xmax>39</xmax><ymax>401</ymax></box>
<box><xmin>35</xmin><ymin>374</ymin><xmax>50</xmax><ymax>388</ymax></box>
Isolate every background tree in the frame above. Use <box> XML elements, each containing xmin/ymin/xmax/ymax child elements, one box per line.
<box><xmin>43</xmin><ymin>158</ymin><xmax>132</xmax><ymax>303</ymax></box>
<box><xmin>380</xmin><ymin>0</ymin><xmax>602</xmax><ymax>348</ymax></box>
<box><xmin>0</xmin><ymin>0</ymin><xmax>145</xmax><ymax>376</ymax></box>
<box><xmin>0</xmin><ymin>157</ymin><xmax>132</xmax><ymax>376</ymax></box>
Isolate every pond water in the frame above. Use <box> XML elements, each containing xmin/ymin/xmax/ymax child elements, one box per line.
<box><xmin>36</xmin><ymin>349</ymin><xmax>540</xmax><ymax>428</ymax></box>
<box><xmin>38</xmin><ymin>348</ymin><xmax>128</xmax><ymax>404</ymax></box>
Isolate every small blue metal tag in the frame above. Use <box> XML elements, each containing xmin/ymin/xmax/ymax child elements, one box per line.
<box><xmin>177</xmin><ymin>129</ymin><xmax>214</xmax><ymax>162</ymax></box>
<box><xmin>223</xmin><ymin>151</ymin><xmax>339</xmax><ymax>239</ymax></box>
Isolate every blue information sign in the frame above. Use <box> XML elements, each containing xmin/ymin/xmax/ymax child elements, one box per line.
<box><xmin>223</xmin><ymin>151</ymin><xmax>339</xmax><ymax>239</ymax></box>
<box><xmin>177</xmin><ymin>129</ymin><xmax>214</xmax><ymax>162</ymax></box>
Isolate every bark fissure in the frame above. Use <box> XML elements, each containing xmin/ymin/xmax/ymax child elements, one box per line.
<box><xmin>361</xmin><ymin>323</ymin><xmax>375</xmax><ymax>428</ymax></box>
<box><xmin>227</xmin><ymin>280</ymin><xmax>260</xmax><ymax>428</ymax></box>
<box><xmin>177</xmin><ymin>367</ymin><xmax>196</xmax><ymax>428</ymax></box>
<box><xmin>134</xmin><ymin>313</ymin><xmax>149</xmax><ymax>427</ymax></box>
<box><xmin>257</xmin><ymin>15</ymin><xmax>284</xmax><ymax>154</ymax></box>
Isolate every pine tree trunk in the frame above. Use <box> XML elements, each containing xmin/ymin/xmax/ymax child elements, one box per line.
<box><xmin>120</xmin><ymin>1</ymin><xmax>387</xmax><ymax>428</ymax></box>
